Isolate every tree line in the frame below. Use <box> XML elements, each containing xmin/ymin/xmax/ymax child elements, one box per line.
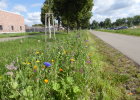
<box><xmin>91</xmin><ymin>15</ymin><xmax>140</xmax><ymax>29</ymax></box>
<box><xmin>41</xmin><ymin>0</ymin><xmax>93</xmax><ymax>32</ymax></box>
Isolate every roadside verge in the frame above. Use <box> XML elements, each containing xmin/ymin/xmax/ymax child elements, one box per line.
<box><xmin>88</xmin><ymin>31</ymin><xmax>140</xmax><ymax>100</ymax></box>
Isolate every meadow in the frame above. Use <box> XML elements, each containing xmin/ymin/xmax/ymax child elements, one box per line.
<box><xmin>96</xmin><ymin>28</ymin><xmax>140</xmax><ymax>36</ymax></box>
<box><xmin>0</xmin><ymin>31</ymin><xmax>134</xmax><ymax>100</ymax></box>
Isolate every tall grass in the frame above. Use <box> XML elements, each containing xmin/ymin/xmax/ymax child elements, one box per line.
<box><xmin>0</xmin><ymin>31</ymin><xmax>130</xmax><ymax>99</ymax></box>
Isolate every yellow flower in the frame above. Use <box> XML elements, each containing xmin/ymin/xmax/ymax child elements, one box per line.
<box><xmin>44</xmin><ymin>79</ymin><xmax>49</xmax><ymax>83</ymax></box>
<box><xmin>51</xmin><ymin>60</ymin><xmax>54</xmax><ymax>63</ymax></box>
<box><xmin>35</xmin><ymin>51</ymin><xmax>40</xmax><ymax>54</ymax></box>
<box><xmin>88</xmin><ymin>53</ymin><xmax>93</xmax><ymax>57</ymax></box>
<box><xmin>128</xmin><ymin>93</ymin><xmax>133</xmax><ymax>95</ymax></box>
<box><xmin>26</xmin><ymin>62</ymin><xmax>31</xmax><ymax>65</ymax></box>
<box><xmin>33</xmin><ymin>66</ymin><xmax>37</xmax><ymax>70</ymax></box>
<box><xmin>0</xmin><ymin>76</ymin><xmax>2</xmax><ymax>79</ymax></box>
<box><xmin>42</xmin><ymin>66</ymin><xmax>46</xmax><ymax>69</ymax></box>
<box><xmin>36</xmin><ymin>60</ymin><xmax>40</xmax><ymax>63</ymax></box>
<box><xmin>63</xmin><ymin>50</ymin><xmax>67</xmax><ymax>54</ymax></box>
<box><xmin>70</xmin><ymin>59</ymin><xmax>75</xmax><ymax>62</ymax></box>
<box><xmin>59</xmin><ymin>68</ymin><xmax>63</xmax><ymax>72</ymax></box>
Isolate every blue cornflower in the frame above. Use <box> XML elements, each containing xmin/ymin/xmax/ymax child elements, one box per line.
<box><xmin>85</xmin><ymin>40</ymin><xmax>89</xmax><ymax>42</ymax></box>
<box><xmin>44</xmin><ymin>62</ymin><xmax>51</xmax><ymax>67</ymax></box>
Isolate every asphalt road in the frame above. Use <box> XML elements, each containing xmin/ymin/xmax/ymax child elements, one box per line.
<box><xmin>0</xmin><ymin>35</ymin><xmax>36</xmax><ymax>42</ymax></box>
<box><xmin>90</xmin><ymin>30</ymin><xmax>140</xmax><ymax>65</ymax></box>
<box><xmin>0</xmin><ymin>36</ymin><xmax>26</xmax><ymax>42</ymax></box>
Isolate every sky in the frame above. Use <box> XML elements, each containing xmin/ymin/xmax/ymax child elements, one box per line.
<box><xmin>0</xmin><ymin>0</ymin><xmax>140</xmax><ymax>26</ymax></box>
<box><xmin>0</xmin><ymin>0</ymin><xmax>44</xmax><ymax>26</ymax></box>
<box><xmin>91</xmin><ymin>0</ymin><xmax>140</xmax><ymax>23</ymax></box>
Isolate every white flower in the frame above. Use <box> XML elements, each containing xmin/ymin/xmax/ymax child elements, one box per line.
<box><xmin>6</xmin><ymin>63</ymin><xmax>17</xmax><ymax>71</ymax></box>
<box><xmin>6</xmin><ymin>72</ymin><xmax>14</xmax><ymax>76</ymax></box>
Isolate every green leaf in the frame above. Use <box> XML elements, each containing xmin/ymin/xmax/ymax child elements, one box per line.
<box><xmin>61</xmin><ymin>79</ymin><xmax>69</xmax><ymax>90</ymax></box>
<box><xmin>52</xmin><ymin>83</ymin><xmax>60</xmax><ymax>91</ymax></box>
<box><xmin>73</xmin><ymin>86</ymin><xmax>81</xmax><ymax>93</ymax></box>
<box><xmin>22</xmin><ymin>89</ymin><xmax>27</xmax><ymax>96</ymax></box>
<box><xmin>9</xmin><ymin>91</ymin><xmax>20</xmax><ymax>98</ymax></box>
<box><xmin>66</xmin><ymin>77</ymin><xmax>74</xmax><ymax>85</ymax></box>
<box><xmin>21</xmin><ymin>86</ymin><xmax>33</xmax><ymax>97</ymax></box>
<box><xmin>12</xmin><ymin>82</ymin><xmax>18</xmax><ymax>89</ymax></box>
<box><xmin>9</xmin><ymin>95</ymin><xmax>16</xmax><ymax>98</ymax></box>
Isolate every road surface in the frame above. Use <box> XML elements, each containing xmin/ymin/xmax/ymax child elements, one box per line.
<box><xmin>90</xmin><ymin>30</ymin><xmax>140</xmax><ymax>65</ymax></box>
<box><xmin>0</xmin><ymin>35</ymin><xmax>39</xmax><ymax>42</ymax></box>
<box><xmin>0</xmin><ymin>36</ymin><xmax>26</xmax><ymax>42</ymax></box>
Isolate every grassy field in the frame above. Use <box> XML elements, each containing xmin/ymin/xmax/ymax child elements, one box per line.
<box><xmin>0</xmin><ymin>31</ymin><xmax>136</xmax><ymax>99</ymax></box>
<box><xmin>0</xmin><ymin>32</ymin><xmax>43</xmax><ymax>38</ymax></box>
<box><xmin>96</xmin><ymin>28</ymin><xmax>140</xmax><ymax>36</ymax></box>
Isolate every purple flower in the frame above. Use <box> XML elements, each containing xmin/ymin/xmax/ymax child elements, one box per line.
<box><xmin>85</xmin><ymin>40</ymin><xmax>89</xmax><ymax>42</ymax></box>
<box><xmin>44</xmin><ymin>62</ymin><xmax>51</xmax><ymax>67</ymax></box>
<box><xmin>34</xmin><ymin>70</ymin><xmax>37</xmax><ymax>72</ymax></box>
<box><xmin>86</xmin><ymin>60</ymin><xmax>91</xmax><ymax>64</ymax></box>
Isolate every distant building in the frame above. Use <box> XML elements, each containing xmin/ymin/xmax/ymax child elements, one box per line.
<box><xmin>0</xmin><ymin>10</ymin><xmax>25</xmax><ymax>33</ymax></box>
<box><xmin>25</xmin><ymin>25</ymin><xmax>45</xmax><ymax>32</ymax></box>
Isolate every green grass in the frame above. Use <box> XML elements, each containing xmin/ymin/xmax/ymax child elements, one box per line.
<box><xmin>96</xmin><ymin>28</ymin><xmax>140</xmax><ymax>36</ymax></box>
<box><xmin>90</xmin><ymin>32</ymin><xmax>140</xmax><ymax>99</ymax></box>
<box><xmin>0</xmin><ymin>31</ymin><xmax>133</xmax><ymax>99</ymax></box>
<box><xmin>0</xmin><ymin>32</ymin><xmax>44</xmax><ymax>38</ymax></box>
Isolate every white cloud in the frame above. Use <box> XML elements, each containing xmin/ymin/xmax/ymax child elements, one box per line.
<box><xmin>0</xmin><ymin>0</ymin><xmax>7</xmax><ymax>9</ymax></box>
<box><xmin>91</xmin><ymin>0</ymin><xmax>140</xmax><ymax>22</ymax></box>
<box><xmin>25</xmin><ymin>19</ymin><xmax>33</xmax><ymax>26</ymax></box>
<box><xmin>13</xmin><ymin>5</ymin><xmax>27</xmax><ymax>13</ymax></box>
<box><xmin>25</xmin><ymin>12</ymin><xmax>41</xmax><ymax>26</ymax></box>
<box><xmin>31</xmin><ymin>3</ymin><xmax>42</xmax><ymax>7</ymax></box>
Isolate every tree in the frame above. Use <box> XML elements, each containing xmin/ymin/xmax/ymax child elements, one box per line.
<box><xmin>41</xmin><ymin>0</ymin><xmax>54</xmax><ymax>24</ymax></box>
<box><xmin>104</xmin><ymin>18</ymin><xmax>111</xmax><ymax>28</ymax></box>
<box><xmin>41</xmin><ymin>3</ymin><xmax>49</xmax><ymax>25</ymax></box>
<box><xmin>52</xmin><ymin>0</ymin><xmax>93</xmax><ymax>32</ymax></box>
<box><xmin>127</xmin><ymin>17</ymin><xmax>133</xmax><ymax>27</ymax></box>
<box><xmin>41</xmin><ymin>0</ymin><xmax>55</xmax><ymax>38</ymax></box>
<box><xmin>115</xmin><ymin>18</ymin><xmax>127</xmax><ymax>26</ymax></box>
<box><xmin>41</xmin><ymin>0</ymin><xmax>93</xmax><ymax>32</ymax></box>
<box><xmin>115</xmin><ymin>18</ymin><xmax>122</xmax><ymax>26</ymax></box>
<box><xmin>133</xmin><ymin>15</ymin><xmax>140</xmax><ymax>25</ymax></box>
<box><xmin>121</xmin><ymin>18</ymin><xmax>127</xmax><ymax>26</ymax></box>
<box><xmin>99</xmin><ymin>21</ymin><xmax>105</xmax><ymax>28</ymax></box>
<box><xmin>91</xmin><ymin>20</ymin><xmax>99</xmax><ymax>29</ymax></box>
<box><xmin>74</xmin><ymin>0</ymin><xmax>93</xmax><ymax>30</ymax></box>
<box><xmin>32</xmin><ymin>24</ymin><xmax>44</xmax><ymax>27</ymax></box>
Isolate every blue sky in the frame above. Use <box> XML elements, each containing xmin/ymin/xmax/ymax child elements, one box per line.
<box><xmin>91</xmin><ymin>0</ymin><xmax>140</xmax><ymax>23</ymax></box>
<box><xmin>0</xmin><ymin>0</ymin><xmax>44</xmax><ymax>26</ymax></box>
<box><xmin>1</xmin><ymin>0</ymin><xmax>140</xmax><ymax>26</ymax></box>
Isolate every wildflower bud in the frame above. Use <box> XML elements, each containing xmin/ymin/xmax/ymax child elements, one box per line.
<box><xmin>51</xmin><ymin>60</ymin><xmax>54</xmax><ymax>63</ymax></box>
<box><xmin>59</xmin><ymin>68</ymin><xmax>63</xmax><ymax>72</ymax></box>
<box><xmin>36</xmin><ymin>60</ymin><xmax>40</xmax><ymax>63</ymax></box>
<box><xmin>70</xmin><ymin>59</ymin><xmax>75</xmax><ymax>62</ymax></box>
<box><xmin>33</xmin><ymin>66</ymin><xmax>37</xmax><ymax>70</ymax></box>
<box><xmin>36</xmin><ymin>51</ymin><xmax>40</xmax><ymax>54</ymax></box>
<box><xmin>44</xmin><ymin>79</ymin><xmax>49</xmax><ymax>83</ymax></box>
